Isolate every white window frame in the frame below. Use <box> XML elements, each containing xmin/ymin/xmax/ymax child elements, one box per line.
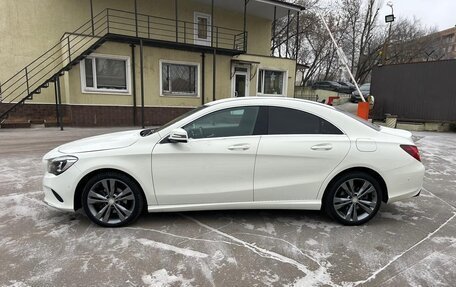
<box><xmin>80</xmin><ymin>53</ymin><xmax>131</xmax><ymax>95</ymax></box>
<box><xmin>194</xmin><ymin>12</ymin><xmax>212</xmax><ymax>46</ymax></box>
<box><xmin>256</xmin><ymin>67</ymin><xmax>288</xmax><ymax>97</ymax></box>
<box><xmin>159</xmin><ymin>59</ymin><xmax>200</xmax><ymax>97</ymax></box>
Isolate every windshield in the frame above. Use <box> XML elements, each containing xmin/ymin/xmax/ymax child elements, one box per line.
<box><xmin>335</xmin><ymin>108</ymin><xmax>380</xmax><ymax>131</ymax></box>
<box><xmin>151</xmin><ymin>106</ymin><xmax>207</xmax><ymax>134</ymax></box>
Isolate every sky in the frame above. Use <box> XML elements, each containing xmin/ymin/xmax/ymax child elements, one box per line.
<box><xmin>378</xmin><ymin>0</ymin><xmax>456</xmax><ymax>31</ymax></box>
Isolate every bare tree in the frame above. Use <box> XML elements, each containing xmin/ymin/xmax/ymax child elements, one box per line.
<box><xmin>278</xmin><ymin>0</ymin><xmax>437</xmax><ymax>86</ymax></box>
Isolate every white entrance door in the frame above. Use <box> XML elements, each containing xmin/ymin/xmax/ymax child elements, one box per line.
<box><xmin>194</xmin><ymin>12</ymin><xmax>211</xmax><ymax>46</ymax></box>
<box><xmin>232</xmin><ymin>67</ymin><xmax>249</xmax><ymax>97</ymax></box>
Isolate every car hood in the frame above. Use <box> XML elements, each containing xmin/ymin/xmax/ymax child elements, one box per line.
<box><xmin>58</xmin><ymin>130</ymin><xmax>141</xmax><ymax>154</ymax></box>
<box><xmin>380</xmin><ymin>126</ymin><xmax>413</xmax><ymax>140</ymax></box>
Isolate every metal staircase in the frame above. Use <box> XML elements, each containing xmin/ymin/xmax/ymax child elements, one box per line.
<box><xmin>0</xmin><ymin>8</ymin><xmax>247</xmax><ymax>124</ymax></box>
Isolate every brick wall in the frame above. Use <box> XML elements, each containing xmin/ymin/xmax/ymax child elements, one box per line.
<box><xmin>0</xmin><ymin>103</ymin><xmax>193</xmax><ymax>127</ymax></box>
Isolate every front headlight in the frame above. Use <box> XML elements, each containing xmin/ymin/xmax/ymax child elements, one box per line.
<box><xmin>47</xmin><ymin>156</ymin><xmax>78</xmax><ymax>175</ymax></box>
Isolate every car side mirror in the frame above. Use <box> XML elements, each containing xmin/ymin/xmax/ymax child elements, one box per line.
<box><xmin>169</xmin><ymin>128</ymin><xmax>188</xmax><ymax>143</ymax></box>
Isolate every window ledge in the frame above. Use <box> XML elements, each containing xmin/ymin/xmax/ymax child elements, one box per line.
<box><xmin>82</xmin><ymin>89</ymin><xmax>131</xmax><ymax>96</ymax></box>
<box><xmin>160</xmin><ymin>94</ymin><xmax>200</xmax><ymax>98</ymax></box>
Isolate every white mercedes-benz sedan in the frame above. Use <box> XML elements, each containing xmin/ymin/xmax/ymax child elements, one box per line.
<box><xmin>42</xmin><ymin>97</ymin><xmax>424</xmax><ymax>227</ymax></box>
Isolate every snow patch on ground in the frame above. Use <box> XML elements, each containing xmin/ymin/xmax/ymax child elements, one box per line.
<box><xmin>6</xmin><ymin>281</ymin><xmax>31</xmax><ymax>287</ymax></box>
<box><xmin>402</xmin><ymin>252</ymin><xmax>456</xmax><ymax>287</ymax></box>
<box><xmin>242</xmin><ymin>223</ymin><xmax>255</xmax><ymax>230</ymax></box>
<box><xmin>136</xmin><ymin>238</ymin><xmax>208</xmax><ymax>258</ymax></box>
<box><xmin>392</xmin><ymin>201</ymin><xmax>421</xmax><ymax>210</ymax></box>
<box><xmin>257</xmin><ymin>222</ymin><xmax>277</xmax><ymax>235</ymax></box>
<box><xmin>379</xmin><ymin>212</ymin><xmax>406</xmax><ymax>221</ymax></box>
<box><xmin>142</xmin><ymin>269</ymin><xmax>194</xmax><ymax>287</ymax></box>
<box><xmin>306</xmin><ymin>239</ymin><xmax>319</xmax><ymax>246</ymax></box>
<box><xmin>431</xmin><ymin>236</ymin><xmax>456</xmax><ymax>244</ymax></box>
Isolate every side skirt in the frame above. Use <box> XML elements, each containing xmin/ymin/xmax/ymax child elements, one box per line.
<box><xmin>147</xmin><ymin>200</ymin><xmax>322</xmax><ymax>213</ymax></box>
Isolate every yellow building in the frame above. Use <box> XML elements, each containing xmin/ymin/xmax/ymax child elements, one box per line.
<box><xmin>0</xmin><ymin>0</ymin><xmax>303</xmax><ymax>127</ymax></box>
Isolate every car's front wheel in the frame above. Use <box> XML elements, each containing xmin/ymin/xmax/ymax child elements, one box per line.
<box><xmin>82</xmin><ymin>172</ymin><xmax>144</xmax><ymax>227</ymax></box>
<box><xmin>324</xmin><ymin>172</ymin><xmax>382</xmax><ymax>225</ymax></box>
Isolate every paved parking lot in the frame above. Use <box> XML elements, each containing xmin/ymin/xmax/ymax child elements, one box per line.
<box><xmin>0</xmin><ymin>127</ymin><xmax>455</xmax><ymax>286</ymax></box>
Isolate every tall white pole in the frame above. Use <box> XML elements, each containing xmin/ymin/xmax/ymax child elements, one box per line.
<box><xmin>319</xmin><ymin>14</ymin><xmax>366</xmax><ymax>102</ymax></box>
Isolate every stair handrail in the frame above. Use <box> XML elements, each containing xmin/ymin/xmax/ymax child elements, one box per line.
<box><xmin>1</xmin><ymin>7</ymin><xmax>248</xmax><ymax>122</ymax></box>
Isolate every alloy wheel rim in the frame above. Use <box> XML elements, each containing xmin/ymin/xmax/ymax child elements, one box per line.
<box><xmin>87</xmin><ymin>178</ymin><xmax>135</xmax><ymax>224</ymax></box>
<box><xmin>333</xmin><ymin>178</ymin><xmax>377</xmax><ymax>222</ymax></box>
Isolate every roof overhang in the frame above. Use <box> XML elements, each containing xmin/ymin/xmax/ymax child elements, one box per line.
<box><xmin>192</xmin><ymin>0</ymin><xmax>305</xmax><ymax>20</ymax></box>
<box><xmin>231</xmin><ymin>59</ymin><xmax>261</xmax><ymax>65</ymax></box>
<box><xmin>296</xmin><ymin>63</ymin><xmax>310</xmax><ymax>70</ymax></box>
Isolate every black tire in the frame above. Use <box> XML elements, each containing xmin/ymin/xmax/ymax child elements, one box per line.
<box><xmin>324</xmin><ymin>172</ymin><xmax>382</xmax><ymax>225</ymax></box>
<box><xmin>82</xmin><ymin>172</ymin><xmax>144</xmax><ymax>227</ymax></box>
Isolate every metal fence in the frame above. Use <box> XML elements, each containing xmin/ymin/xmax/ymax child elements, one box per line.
<box><xmin>371</xmin><ymin>60</ymin><xmax>456</xmax><ymax>122</ymax></box>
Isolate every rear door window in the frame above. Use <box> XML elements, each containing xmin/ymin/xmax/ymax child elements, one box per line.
<box><xmin>268</xmin><ymin>107</ymin><xmax>343</xmax><ymax>135</ymax></box>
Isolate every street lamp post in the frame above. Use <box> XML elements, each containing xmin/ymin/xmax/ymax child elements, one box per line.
<box><xmin>381</xmin><ymin>1</ymin><xmax>395</xmax><ymax>65</ymax></box>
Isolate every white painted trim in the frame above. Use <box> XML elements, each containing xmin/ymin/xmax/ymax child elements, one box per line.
<box><xmin>159</xmin><ymin>59</ymin><xmax>201</xmax><ymax>98</ymax></box>
<box><xmin>254</xmin><ymin>0</ymin><xmax>303</xmax><ymax>12</ymax></box>
<box><xmin>80</xmin><ymin>53</ymin><xmax>131</xmax><ymax>95</ymax></box>
<box><xmin>193</xmin><ymin>12</ymin><xmax>212</xmax><ymax>46</ymax></box>
<box><xmin>256</xmin><ymin>66</ymin><xmax>288</xmax><ymax>97</ymax></box>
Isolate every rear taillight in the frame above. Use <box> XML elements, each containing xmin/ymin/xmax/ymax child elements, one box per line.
<box><xmin>400</xmin><ymin>145</ymin><xmax>421</xmax><ymax>162</ymax></box>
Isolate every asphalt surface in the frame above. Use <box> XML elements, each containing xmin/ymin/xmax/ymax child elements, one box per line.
<box><xmin>0</xmin><ymin>127</ymin><xmax>455</xmax><ymax>286</ymax></box>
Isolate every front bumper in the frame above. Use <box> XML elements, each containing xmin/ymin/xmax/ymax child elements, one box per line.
<box><xmin>42</xmin><ymin>164</ymin><xmax>82</xmax><ymax>212</ymax></box>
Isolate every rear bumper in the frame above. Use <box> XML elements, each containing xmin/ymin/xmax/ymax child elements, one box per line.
<box><xmin>384</xmin><ymin>162</ymin><xmax>425</xmax><ymax>203</ymax></box>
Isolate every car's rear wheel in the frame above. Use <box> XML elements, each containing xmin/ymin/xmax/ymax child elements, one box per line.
<box><xmin>324</xmin><ymin>172</ymin><xmax>382</xmax><ymax>225</ymax></box>
<box><xmin>82</xmin><ymin>172</ymin><xmax>144</xmax><ymax>227</ymax></box>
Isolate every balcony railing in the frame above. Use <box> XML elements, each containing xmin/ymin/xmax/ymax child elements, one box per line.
<box><xmin>107</xmin><ymin>8</ymin><xmax>247</xmax><ymax>52</ymax></box>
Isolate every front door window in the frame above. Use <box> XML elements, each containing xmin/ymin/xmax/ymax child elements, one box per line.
<box><xmin>183</xmin><ymin>107</ymin><xmax>259</xmax><ymax>139</ymax></box>
<box><xmin>235</xmin><ymin>74</ymin><xmax>247</xmax><ymax>97</ymax></box>
<box><xmin>232</xmin><ymin>66</ymin><xmax>249</xmax><ymax>98</ymax></box>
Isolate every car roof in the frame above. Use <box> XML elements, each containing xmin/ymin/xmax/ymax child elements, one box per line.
<box><xmin>205</xmin><ymin>96</ymin><xmax>337</xmax><ymax>110</ymax></box>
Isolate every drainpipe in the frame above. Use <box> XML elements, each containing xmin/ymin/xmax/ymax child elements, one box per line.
<box><xmin>54</xmin><ymin>77</ymin><xmax>61</xmax><ymax>129</ymax></box>
<box><xmin>212</xmin><ymin>50</ymin><xmax>216</xmax><ymax>102</ymax></box>
<box><xmin>243</xmin><ymin>0</ymin><xmax>247</xmax><ymax>51</ymax></box>
<box><xmin>211</xmin><ymin>0</ymin><xmax>214</xmax><ymax>47</ymax></box>
<box><xmin>175</xmin><ymin>0</ymin><xmax>179</xmax><ymax>42</ymax></box>
<box><xmin>271</xmin><ymin>6</ymin><xmax>276</xmax><ymax>55</ymax></box>
<box><xmin>130</xmin><ymin>44</ymin><xmax>137</xmax><ymax>126</ymax></box>
<box><xmin>139</xmin><ymin>39</ymin><xmax>145</xmax><ymax>128</ymax></box>
<box><xmin>90</xmin><ymin>0</ymin><xmax>95</xmax><ymax>35</ymax></box>
<box><xmin>134</xmin><ymin>0</ymin><xmax>138</xmax><ymax>37</ymax></box>
<box><xmin>286</xmin><ymin>9</ymin><xmax>290</xmax><ymax>57</ymax></box>
<box><xmin>201</xmin><ymin>53</ymin><xmax>205</xmax><ymax>105</ymax></box>
<box><xmin>56</xmin><ymin>77</ymin><xmax>63</xmax><ymax>131</ymax></box>
<box><xmin>295</xmin><ymin>11</ymin><xmax>300</xmax><ymax>59</ymax></box>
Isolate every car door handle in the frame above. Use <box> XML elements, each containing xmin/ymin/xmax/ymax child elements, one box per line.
<box><xmin>228</xmin><ymin>144</ymin><xmax>251</xmax><ymax>151</ymax></box>
<box><xmin>311</xmin><ymin>144</ymin><xmax>333</xmax><ymax>151</ymax></box>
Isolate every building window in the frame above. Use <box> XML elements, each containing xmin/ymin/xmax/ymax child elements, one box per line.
<box><xmin>160</xmin><ymin>61</ymin><xmax>199</xmax><ymax>96</ymax></box>
<box><xmin>81</xmin><ymin>54</ymin><xmax>130</xmax><ymax>94</ymax></box>
<box><xmin>257</xmin><ymin>69</ymin><xmax>286</xmax><ymax>96</ymax></box>
<box><xmin>194</xmin><ymin>12</ymin><xmax>211</xmax><ymax>46</ymax></box>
